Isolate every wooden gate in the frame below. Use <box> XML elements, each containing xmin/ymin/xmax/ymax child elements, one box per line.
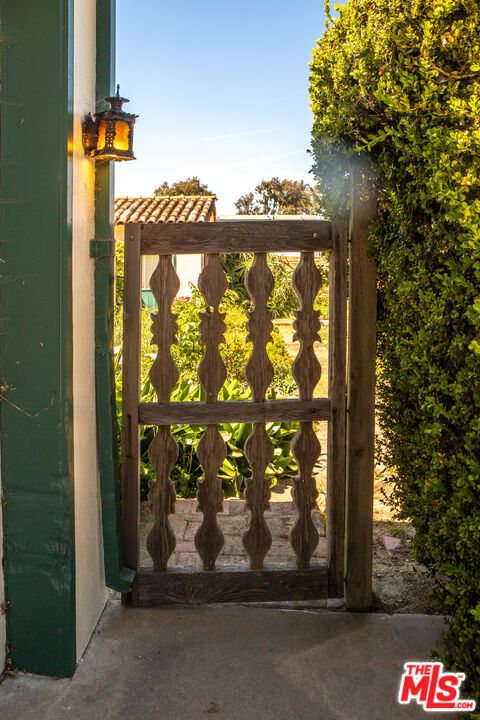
<box><xmin>122</xmin><ymin>187</ymin><xmax>375</xmax><ymax>609</ymax></box>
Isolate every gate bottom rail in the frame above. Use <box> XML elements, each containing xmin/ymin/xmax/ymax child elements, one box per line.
<box><xmin>135</xmin><ymin>564</ymin><xmax>328</xmax><ymax>606</ymax></box>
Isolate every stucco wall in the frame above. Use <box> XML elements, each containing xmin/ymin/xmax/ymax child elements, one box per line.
<box><xmin>72</xmin><ymin>0</ymin><xmax>107</xmax><ymax>661</ymax></box>
<box><xmin>174</xmin><ymin>254</ymin><xmax>203</xmax><ymax>297</ymax></box>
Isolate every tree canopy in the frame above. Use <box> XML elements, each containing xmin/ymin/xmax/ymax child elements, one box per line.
<box><xmin>154</xmin><ymin>176</ymin><xmax>216</xmax><ymax>197</ymax></box>
<box><xmin>235</xmin><ymin>177</ymin><xmax>318</xmax><ymax>215</ymax></box>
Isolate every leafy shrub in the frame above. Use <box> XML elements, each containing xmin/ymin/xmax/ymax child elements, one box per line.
<box><xmin>114</xmin><ymin>281</ymin><xmax>299</xmax><ymax>499</ymax></box>
<box><xmin>310</xmin><ymin>0</ymin><xmax>480</xmax><ymax>702</ymax></box>
<box><xmin>170</xmin><ymin>289</ymin><xmax>297</xmax><ymax>397</ymax></box>
<box><xmin>222</xmin><ymin>252</ymin><xmax>300</xmax><ymax>318</ymax></box>
<box><xmin>115</xmin><ymin>238</ymin><xmax>124</xmax><ymax>309</ymax></box>
<box><xmin>222</xmin><ymin>252</ymin><xmax>329</xmax><ymax>320</ymax></box>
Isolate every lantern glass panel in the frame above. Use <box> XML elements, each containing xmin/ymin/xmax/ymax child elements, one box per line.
<box><xmin>113</xmin><ymin>120</ymin><xmax>130</xmax><ymax>152</ymax></box>
<box><xmin>97</xmin><ymin>120</ymin><xmax>107</xmax><ymax>152</ymax></box>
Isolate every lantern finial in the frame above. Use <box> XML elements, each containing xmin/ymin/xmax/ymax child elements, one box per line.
<box><xmin>105</xmin><ymin>85</ymin><xmax>130</xmax><ymax>114</ymax></box>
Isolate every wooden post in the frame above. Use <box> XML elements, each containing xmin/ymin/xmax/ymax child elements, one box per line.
<box><xmin>122</xmin><ymin>223</ymin><xmax>142</xmax><ymax>604</ymax></box>
<box><xmin>345</xmin><ymin>163</ymin><xmax>377</xmax><ymax>611</ymax></box>
<box><xmin>326</xmin><ymin>222</ymin><xmax>348</xmax><ymax>597</ymax></box>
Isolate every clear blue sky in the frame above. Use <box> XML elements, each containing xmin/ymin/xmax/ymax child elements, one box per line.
<box><xmin>115</xmin><ymin>1</ymin><xmax>327</xmax><ymax>214</ymax></box>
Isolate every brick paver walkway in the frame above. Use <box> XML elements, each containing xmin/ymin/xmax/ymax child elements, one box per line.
<box><xmin>140</xmin><ymin>497</ymin><xmax>326</xmax><ymax>569</ymax></box>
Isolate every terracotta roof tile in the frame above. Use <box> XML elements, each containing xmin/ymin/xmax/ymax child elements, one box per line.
<box><xmin>114</xmin><ymin>196</ymin><xmax>216</xmax><ymax>224</ymax></box>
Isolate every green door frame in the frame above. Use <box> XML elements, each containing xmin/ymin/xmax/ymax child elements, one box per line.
<box><xmin>0</xmin><ymin>0</ymin><xmax>77</xmax><ymax>677</ymax></box>
<box><xmin>0</xmin><ymin>0</ymin><xmax>130</xmax><ymax>678</ymax></box>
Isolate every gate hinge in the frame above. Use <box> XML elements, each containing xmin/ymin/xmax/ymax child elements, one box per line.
<box><xmin>1</xmin><ymin>601</ymin><xmax>10</xmax><ymax>616</ymax></box>
<box><xmin>90</xmin><ymin>239</ymin><xmax>115</xmax><ymax>259</ymax></box>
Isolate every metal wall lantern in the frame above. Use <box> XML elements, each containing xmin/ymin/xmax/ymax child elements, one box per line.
<box><xmin>82</xmin><ymin>85</ymin><xmax>138</xmax><ymax>161</ymax></box>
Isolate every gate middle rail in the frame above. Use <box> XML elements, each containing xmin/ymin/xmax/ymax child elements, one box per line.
<box><xmin>121</xmin><ymin>214</ymin><xmax>375</xmax><ymax>608</ymax></box>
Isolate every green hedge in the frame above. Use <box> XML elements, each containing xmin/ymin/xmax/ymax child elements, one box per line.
<box><xmin>310</xmin><ymin>0</ymin><xmax>480</xmax><ymax>704</ymax></box>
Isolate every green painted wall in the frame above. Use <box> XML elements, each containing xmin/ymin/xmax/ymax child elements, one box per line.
<box><xmin>0</xmin><ymin>1</ymin><xmax>76</xmax><ymax>676</ymax></box>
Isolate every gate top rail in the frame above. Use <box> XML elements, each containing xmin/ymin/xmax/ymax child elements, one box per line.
<box><xmin>137</xmin><ymin>219</ymin><xmax>337</xmax><ymax>255</ymax></box>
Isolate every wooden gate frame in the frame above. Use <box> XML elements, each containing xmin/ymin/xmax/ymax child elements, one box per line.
<box><xmin>345</xmin><ymin>168</ymin><xmax>377</xmax><ymax>610</ymax></box>
<box><xmin>121</xmin><ymin>184</ymin><xmax>376</xmax><ymax>609</ymax></box>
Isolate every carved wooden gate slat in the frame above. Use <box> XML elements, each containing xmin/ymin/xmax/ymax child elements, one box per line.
<box><xmin>290</xmin><ymin>252</ymin><xmax>322</xmax><ymax>568</ymax></box>
<box><xmin>121</xmin><ymin>215</ymin><xmax>376</xmax><ymax>608</ymax></box>
<box><xmin>146</xmin><ymin>255</ymin><xmax>179</xmax><ymax>571</ymax></box>
<box><xmin>195</xmin><ymin>254</ymin><xmax>227</xmax><ymax>570</ymax></box>
<box><xmin>243</xmin><ymin>253</ymin><xmax>274</xmax><ymax>570</ymax></box>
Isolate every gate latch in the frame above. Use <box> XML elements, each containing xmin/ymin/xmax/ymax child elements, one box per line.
<box><xmin>90</xmin><ymin>239</ymin><xmax>115</xmax><ymax>259</ymax></box>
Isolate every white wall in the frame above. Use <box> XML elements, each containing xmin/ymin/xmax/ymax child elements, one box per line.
<box><xmin>143</xmin><ymin>253</ymin><xmax>202</xmax><ymax>296</ymax></box>
<box><xmin>172</xmin><ymin>254</ymin><xmax>202</xmax><ymax>297</ymax></box>
<box><xmin>72</xmin><ymin>0</ymin><xmax>107</xmax><ymax>661</ymax></box>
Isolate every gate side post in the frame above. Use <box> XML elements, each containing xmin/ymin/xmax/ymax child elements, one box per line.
<box><xmin>345</xmin><ymin>162</ymin><xmax>377</xmax><ymax>611</ymax></box>
<box><xmin>122</xmin><ymin>223</ymin><xmax>142</xmax><ymax>605</ymax></box>
<box><xmin>326</xmin><ymin>221</ymin><xmax>348</xmax><ymax>598</ymax></box>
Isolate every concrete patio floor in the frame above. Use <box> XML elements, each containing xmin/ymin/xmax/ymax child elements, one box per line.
<box><xmin>0</xmin><ymin>598</ymin><xmax>448</xmax><ymax>720</ymax></box>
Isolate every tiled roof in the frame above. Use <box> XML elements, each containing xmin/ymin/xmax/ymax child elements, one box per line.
<box><xmin>114</xmin><ymin>196</ymin><xmax>216</xmax><ymax>224</ymax></box>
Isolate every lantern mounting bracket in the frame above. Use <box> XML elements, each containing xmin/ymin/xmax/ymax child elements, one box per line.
<box><xmin>82</xmin><ymin>113</ymin><xmax>99</xmax><ymax>157</ymax></box>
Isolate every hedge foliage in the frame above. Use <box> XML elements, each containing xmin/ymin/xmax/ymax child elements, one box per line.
<box><xmin>310</xmin><ymin>0</ymin><xmax>480</xmax><ymax>703</ymax></box>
